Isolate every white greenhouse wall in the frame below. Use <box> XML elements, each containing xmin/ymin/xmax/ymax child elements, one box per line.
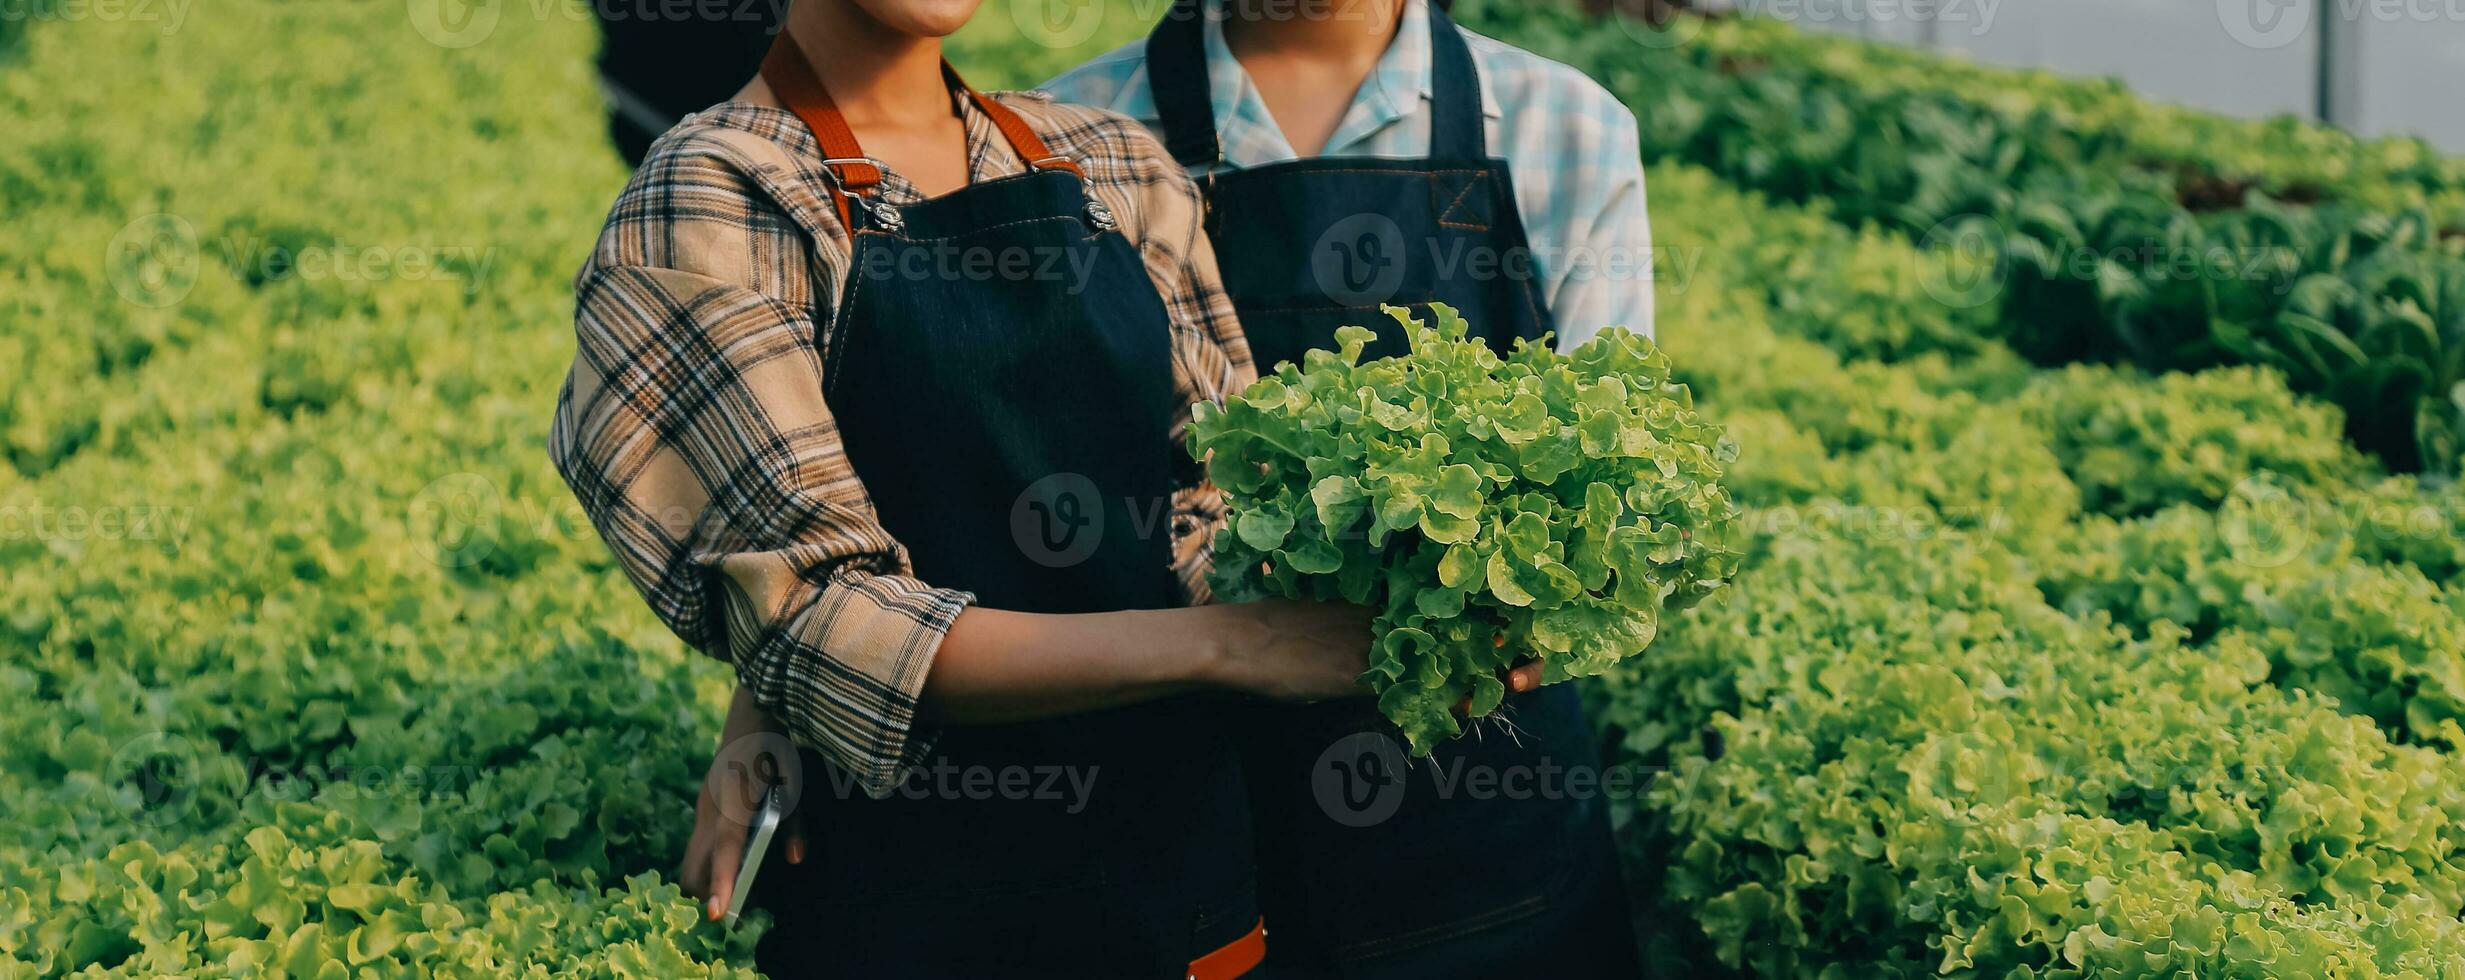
<box><xmin>1724</xmin><ymin>0</ymin><xmax>2465</xmax><ymax>152</ymax></box>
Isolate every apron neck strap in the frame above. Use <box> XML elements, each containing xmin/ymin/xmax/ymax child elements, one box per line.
<box><xmin>1145</xmin><ymin>0</ymin><xmax>1220</xmax><ymax>168</ymax></box>
<box><xmin>1423</xmin><ymin>0</ymin><xmax>1485</xmax><ymax>160</ymax></box>
<box><xmin>1145</xmin><ymin>0</ymin><xmax>1488</xmax><ymax>168</ymax></box>
<box><xmin>760</xmin><ymin>32</ymin><xmax>1084</xmax><ymax>232</ymax></box>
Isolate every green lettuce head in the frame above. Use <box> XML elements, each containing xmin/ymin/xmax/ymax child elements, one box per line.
<box><xmin>1191</xmin><ymin>304</ymin><xmax>1743</xmax><ymax>753</ymax></box>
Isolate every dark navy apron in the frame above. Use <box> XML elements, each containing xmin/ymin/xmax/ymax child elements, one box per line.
<box><xmin>745</xmin><ymin>34</ymin><xmax>1260</xmax><ymax>979</ymax></box>
<box><xmin>1145</xmin><ymin>3</ymin><xmax>1637</xmax><ymax>976</ymax></box>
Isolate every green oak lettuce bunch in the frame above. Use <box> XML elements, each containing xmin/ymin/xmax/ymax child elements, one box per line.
<box><xmin>1190</xmin><ymin>305</ymin><xmax>1742</xmax><ymax>752</ymax></box>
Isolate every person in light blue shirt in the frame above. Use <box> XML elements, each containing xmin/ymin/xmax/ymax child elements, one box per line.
<box><xmin>1045</xmin><ymin>1</ymin><xmax>1650</xmax><ymax>975</ymax></box>
<box><xmin>1043</xmin><ymin>0</ymin><xmax>1654</xmax><ymax>353</ymax></box>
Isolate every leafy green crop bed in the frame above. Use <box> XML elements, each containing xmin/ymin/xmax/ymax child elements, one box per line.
<box><xmin>1455</xmin><ymin>0</ymin><xmax>2465</xmax><ymax>477</ymax></box>
<box><xmin>7</xmin><ymin>0</ymin><xmax>2465</xmax><ymax>976</ymax></box>
<box><xmin>0</xmin><ymin>2</ymin><xmax>762</xmax><ymax>974</ymax></box>
<box><xmin>1614</xmin><ymin>167</ymin><xmax>2465</xmax><ymax>973</ymax></box>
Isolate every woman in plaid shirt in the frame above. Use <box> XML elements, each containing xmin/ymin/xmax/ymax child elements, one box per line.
<box><xmin>545</xmin><ymin>0</ymin><xmax>1487</xmax><ymax>974</ymax></box>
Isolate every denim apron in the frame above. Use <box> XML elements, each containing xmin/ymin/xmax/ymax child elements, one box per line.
<box><xmin>746</xmin><ymin>34</ymin><xmax>1260</xmax><ymax>979</ymax></box>
<box><xmin>1144</xmin><ymin>4</ymin><xmax>1637</xmax><ymax>975</ymax></box>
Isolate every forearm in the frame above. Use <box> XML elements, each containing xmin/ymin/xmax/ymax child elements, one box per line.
<box><xmin>730</xmin><ymin>590</ymin><xmax>1365</xmax><ymax>780</ymax></box>
<box><xmin>919</xmin><ymin>598</ymin><xmax>1372</xmax><ymax>724</ymax></box>
<box><xmin>719</xmin><ymin>683</ymin><xmax>778</xmax><ymax>745</ymax></box>
<box><xmin>919</xmin><ymin>605</ymin><xmax>1235</xmax><ymax>724</ymax></box>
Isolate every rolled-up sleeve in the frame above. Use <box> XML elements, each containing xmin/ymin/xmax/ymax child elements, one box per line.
<box><xmin>551</xmin><ymin>260</ymin><xmax>968</xmax><ymax>798</ymax></box>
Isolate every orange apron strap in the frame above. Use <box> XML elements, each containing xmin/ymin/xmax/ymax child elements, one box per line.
<box><xmin>1187</xmin><ymin>919</ymin><xmax>1267</xmax><ymax>980</ymax></box>
<box><xmin>760</xmin><ymin>31</ymin><xmax>1085</xmax><ymax>233</ymax></box>
<box><xmin>760</xmin><ymin>32</ymin><xmax>880</xmax><ymax>233</ymax></box>
<box><xmin>944</xmin><ymin>62</ymin><xmax>1085</xmax><ymax>180</ymax></box>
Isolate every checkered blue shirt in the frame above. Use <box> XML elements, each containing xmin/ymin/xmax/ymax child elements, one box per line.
<box><xmin>1041</xmin><ymin>0</ymin><xmax>1654</xmax><ymax>348</ymax></box>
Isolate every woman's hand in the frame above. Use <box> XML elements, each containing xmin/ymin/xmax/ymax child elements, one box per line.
<box><xmin>679</xmin><ymin>686</ymin><xmax>807</xmax><ymax>923</ymax></box>
<box><xmin>1464</xmin><ymin>638</ymin><xmax>1546</xmax><ymax>714</ymax></box>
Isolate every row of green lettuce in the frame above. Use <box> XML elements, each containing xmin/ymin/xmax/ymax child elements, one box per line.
<box><xmin>1455</xmin><ymin>0</ymin><xmax>2465</xmax><ymax>476</ymax></box>
<box><xmin>0</xmin><ymin>1</ymin><xmax>768</xmax><ymax>974</ymax></box>
<box><xmin>1598</xmin><ymin>164</ymin><xmax>2465</xmax><ymax>976</ymax></box>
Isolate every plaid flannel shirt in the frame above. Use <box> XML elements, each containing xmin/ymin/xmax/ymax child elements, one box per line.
<box><xmin>550</xmin><ymin>93</ymin><xmax>1254</xmax><ymax>797</ymax></box>
<box><xmin>1043</xmin><ymin>0</ymin><xmax>1656</xmax><ymax>347</ymax></box>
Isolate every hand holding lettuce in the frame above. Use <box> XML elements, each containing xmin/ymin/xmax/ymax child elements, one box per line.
<box><xmin>1191</xmin><ymin>305</ymin><xmax>1743</xmax><ymax>753</ymax></box>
